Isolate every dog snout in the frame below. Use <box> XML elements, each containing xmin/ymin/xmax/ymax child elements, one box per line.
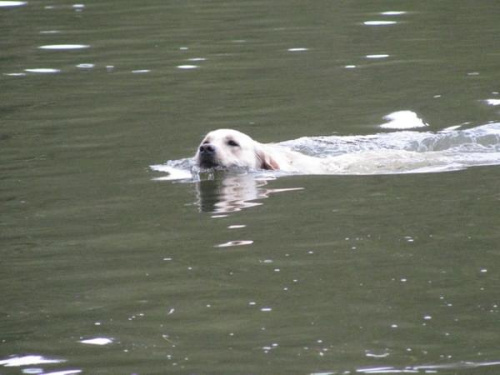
<box><xmin>197</xmin><ymin>143</ymin><xmax>219</xmax><ymax>168</ymax></box>
<box><xmin>199</xmin><ymin>144</ymin><xmax>216</xmax><ymax>154</ymax></box>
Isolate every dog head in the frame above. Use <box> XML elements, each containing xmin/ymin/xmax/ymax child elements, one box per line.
<box><xmin>195</xmin><ymin>129</ymin><xmax>280</xmax><ymax>170</ymax></box>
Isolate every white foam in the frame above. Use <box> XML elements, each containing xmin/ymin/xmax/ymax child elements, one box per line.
<box><xmin>484</xmin><ymin>99</ymin><xmax>500</xmax><ymax>106</ymax></box>
<box><xmin>151</xmin><ymin>164</ymin><xmax>193</xmax><ymax>180</ymax></box>
<box><xmin>151</xmin><ymin>123</ymin><xmax>500</xmax><ymax>177</ymax></box>
<box><xmin>380</xmin><ymin>110</ymin><xmax>428</xmax><ymax>129</ymax></box>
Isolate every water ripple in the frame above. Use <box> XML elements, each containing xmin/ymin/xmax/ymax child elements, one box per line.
<box><xmin>79</xmin><ymin>337</ymin><xmax>114</xmax><ymax>346</ymax></box>
<box><xmin>152</xmin><ymin>123</ymin><xmax>500</xmax><ymax>178</ymax></box>
<box><xmin>177</xmin><ymin>65</ymin><xmax>199</xmax><ymax>70</ymax></box>
<box><xmin>216</xmin><ymin>240</ymin><xmax>253</xmax><ymax>248</ymax></box>
<box><xmin>0</xmin><ymin>355</ymin><xmax>64</xmax><ymax>367</ymax></box>
<box><xmin>0</xmin><ymin>1</ymin><xmax>26</xmax><ymax>7</ymax></box>
<box><xmin>364</xmin><ymin>21</ymin><xmax>397</xmax><ymax>26</ymax></box>
<box><xmin>25</xmin><ymin>68</ymin><xmax>61</xmax><ymax>74</ymax></box>
<box><xmin>39</xmin><ymin>44</ymin><xmax>90</xmax><ymax>50</ymax></box>
<box><xmin>356</xmin><ymin>360</ymin><xmax>500</xmax><ymax>374</ymax></box>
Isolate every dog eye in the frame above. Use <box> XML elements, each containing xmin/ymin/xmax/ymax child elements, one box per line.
<box><xmin>227</xmin><ymin>140</ymin><xmax>239</xmax><ymax>147</ymax></box>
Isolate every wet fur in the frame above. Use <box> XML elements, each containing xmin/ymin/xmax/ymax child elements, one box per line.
<box><xmin>195</xmin><ymin>129</ymin><xmax>324</xmax><ymax>173</ymax></box>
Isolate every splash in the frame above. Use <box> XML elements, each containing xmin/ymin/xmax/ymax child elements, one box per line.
<box><xmin>151</xmin><ymin>123</ymin><xmax>500</xmax><ymax>180</ymax></box>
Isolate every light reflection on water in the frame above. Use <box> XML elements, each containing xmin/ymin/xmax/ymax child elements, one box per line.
<box><xmin>38</xmin><ymin>44</ymin><xmax>90</xmax><ymax>50</ymax></box>
<box><xmin>0</xmin><ymin>355</ymin><xmax>64</xmax><ymax>367</ymax></box>
<box><xmin>194</xmin><ymin>173</ymin><xmax>303</xmax><ymax>214</ymax></box>
<box><xmin>216</xmin><ymin>240</ymin><xmax>254</xmax><ymax>248</ymax></box>
<box><xmin>24</xmin><ymin>68</ymin><xmax>61</xmax><ymax>74</ymax></box>
<box><xmin>363</xmin><ymin>21</ymin><xmax>397</xmax><ymax>26</ymax></box>
<box><xmin>152</xmin><ymin>123</ymin><xmax>500</xmax><ymax>182</ymax></box>
<box><xmin>354</xmin><ymin>360</ymin><xmax>500</xmax><ymax>374</ymax></box>
<box><xmin>0</xmin><ymin>1</ymin><xmax>26</xmax><ymax>7</ymax></box>
<box><xmin>2</xmin><ymin>353</ymin><xmax>499</xmax><ymax>375</ymax></box>
<box><xmin>2</xmin><ymin>0</ymin><xmax>500</xmax><ymax>374</ymax></box>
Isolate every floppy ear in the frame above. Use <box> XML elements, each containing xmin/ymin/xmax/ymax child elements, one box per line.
<box><xmin>256</xmin><ymin>147</ymin><xmax>280</xmax><ymax>170</ymax></box>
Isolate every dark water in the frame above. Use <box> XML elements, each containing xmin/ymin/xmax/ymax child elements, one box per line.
<box><xmin>1</xmin><ymin>0</ymin><xmax>500</xmax><ymax>374</ymax></box>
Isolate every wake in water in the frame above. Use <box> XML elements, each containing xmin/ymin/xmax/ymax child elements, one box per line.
<box><xmin>151</xmin><ymin>123</ymin><xmax>500</xmax><ymax>180</ymax></box>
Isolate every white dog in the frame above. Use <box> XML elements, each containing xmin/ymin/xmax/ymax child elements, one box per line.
<box><xmin>195</xmin><ymin>129</ymin><xmax>325</xmax><ymax>173</ymax></box>
<box><xmin>152</xmin><ymin>124</ymin><xmax>500</xmax><ymax>179</ymax></box>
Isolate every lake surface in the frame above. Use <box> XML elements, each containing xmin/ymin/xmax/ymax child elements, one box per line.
<box><xmin>1</xmin><ymin>0</ymin><xmax>500</xmax><ymax>374</ymax></box>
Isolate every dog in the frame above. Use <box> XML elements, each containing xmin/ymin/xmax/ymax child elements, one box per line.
<box><xmin>195</xmin><ymin>129</ymin><xmax>325</xmax><ymax>173</ymax></box>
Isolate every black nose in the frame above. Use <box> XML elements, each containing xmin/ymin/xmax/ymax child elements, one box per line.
<box><xmin>199</xmin><ymin>144</ymin><xmax>215</xmax><ymax>154</ymax></box>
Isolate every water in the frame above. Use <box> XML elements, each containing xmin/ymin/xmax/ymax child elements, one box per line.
<box><xmin>2</xmin><ymin>0</ymin><xmax>500</xmax><ymax>374</ymax></box>
<box><xmin>153</xmin><ymin>122</ymin><xmax>500</xmax><ymax>179</ymax></box>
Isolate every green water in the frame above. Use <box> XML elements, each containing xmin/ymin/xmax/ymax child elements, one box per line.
<box><xmin>1</xmin><ymin>0</ymin><xmax>500</xmax><ymax>374</ymax></box>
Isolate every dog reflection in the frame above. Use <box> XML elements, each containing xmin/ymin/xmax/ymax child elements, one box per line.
<box><xmin>195</xmin><ymin>173</ymin><xmax>301</xmax><ymax>214</ymax></box>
